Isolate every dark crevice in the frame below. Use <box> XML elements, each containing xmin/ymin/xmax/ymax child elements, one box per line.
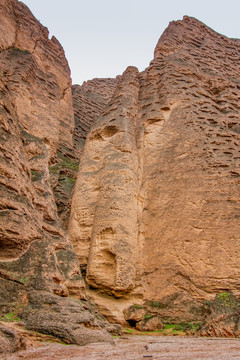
<box><xmin>0</xmin><ymin>271</ymin><xmax>24</xmax><ymax>285</ymax></box>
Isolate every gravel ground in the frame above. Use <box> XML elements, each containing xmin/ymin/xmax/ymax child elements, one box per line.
<box><xmin>3</xmin><ymin>335</ymin><xmax>240</xmax><ymax>360</ymax></box>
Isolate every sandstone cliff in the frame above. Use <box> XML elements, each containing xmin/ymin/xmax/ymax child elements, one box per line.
<box><xmin>1</xmin><ymin>0</ymin><xmax>240</xmax><ymax>351</ymax></box>
<box><xmin>0</xmin><ymin>0</ymin><xmax>118</xmax><ymax>350</ymax></box>
<box><xmin>70</xmin><ymin>16</ymin><xmax>240</xmax><ymax>324</ymax></box>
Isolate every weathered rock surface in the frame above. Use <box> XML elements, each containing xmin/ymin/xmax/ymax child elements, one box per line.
<box><xmin>0</xmin><ymin>323</ymin><xmax>25</xmax><ymax>354</ymax></box>
<box><xmin>0</xmin><ymin>0</ymin><xmax>119</xmax><ymax>350</ymax></box>
<box><xmin>200</xmin><ymin>292</ymin><xmax>240</xmax><ymax>337</ymax></box>
<box><xmin>124</xmin><ymin>305</ymin><xmax>146</xmax><ymax>325</ymax></box>
<box><xmin>1</xmin><ymin>0</ymin><xmax>240</xmax><ymax>345</ymax></box>
<box><xmin>135</xmin><ymin>316</ymin><xmax>164</xmax><ymax>332</ymax></box>
<box><xmin>123</xmin><ymin>305</ymin><xmax>164</xmax><ymax>331</ymax></box>
<box><xmin>70</xmin><ymin>16</ymin><xmax>240</xmax><ymax>326</ymax></box>
<box><xmin>23</xmin><ymin>292</ymin><xmax>115</xmax><ymax>345</ymax></box>
<box><xmin>72</xmin><ymin>78</ymin><xmax>118</xmax><ymax>157</ymax></box>
<box><xmin>69</xmin><ymin>66</ymin><xmax>142</xmax><ymax>296</ymax></box>
<box><xmin>140</xmin><ymin>15</ymin><xmax>240</xmax><ymax>310</ymax></box>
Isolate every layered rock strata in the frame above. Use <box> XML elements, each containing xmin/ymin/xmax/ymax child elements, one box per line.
<box><xmin>0</xmin><ymin>0</ymin><xmax>117</xmax><ymax>347</ymax></box>
<box><xmin>70</xmin><ymin>16</ymin><xmax>240</xmax><ymax>324</ymax></box>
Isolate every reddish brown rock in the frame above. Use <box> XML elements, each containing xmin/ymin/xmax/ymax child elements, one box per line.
<box><xmin>144</xmin><ymin>293</ymin><xmax>205</xmax><ymax>324</ymax></box>
<box><xmin>0</xmin><ymin>0</ymin><xmax>120</xmax><ymax>347</ymax></box>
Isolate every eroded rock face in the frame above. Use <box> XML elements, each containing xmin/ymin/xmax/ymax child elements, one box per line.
<box><xmin>0</xmin><ymin>0</ymin><xmax>74</xmax><ymax>260</ymax></box>
<box><xmin>70</xmin><ymin>16</ymin><xmax>240</xmax><ymax>323</ymax></box>
<box><xmin>140</xmin><ymin>16</ymin><xmax>240</xmax><ymax>314</ymax></box>
<box><xmin>72</xmin><ymin>78</ymin><xmax>118</xmax><ymax>157</ymax></box>
<box><xmin>0</xmin><ymin>0</ymin><xmax>118</xmax><ymax>348</ymax></box>
<box><xmin>1</xmin><ymin>0</ymin><xmax>240</xmax><ymax>341</ymax></box>
<box><xmin>69</xmin><ymin>66</ymin><xmax>142</xmax><ymax>299</ymax></box>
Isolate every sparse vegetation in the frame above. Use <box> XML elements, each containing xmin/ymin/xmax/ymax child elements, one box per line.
<box><xmin>216</xmin><ymin>292</ymin><xmax>231</xmax><ymax>300</ymax></box>
<box><xmin>164</xmin><ymin>322</ymin><xmax>201</xmax><ymax>332</ymax></box>
<box><xmin>59</xmin><ymin>176</ymin><xmax>76</xmax><ymax>191</ymax></box>
<box><xmin>214</xmin><ymin>291</ymin><xmax>239</xmax><ymax>311</ymax></box>
<box><xmin>144</xmin><ymin>314</ymin><xmax>153</xmax><ymax>319</ymax></box>
<box><xmin>12</xmin><ymin>48</ymin><xmax>31</xmax><ymax>55</ymax></box>
<box><xmin>123</xmin><ymin>321</ymin><xmax>202</xmax><ymax>336</ymax></box>
<box><xmin>60</xmin><ymin>158</ymin><xmax>79</xmax><ymax>171</ymax></box>
<box><xmin>31</xmin><ymin>170</ymin><xmax>44</xmax><ymax>182</ymax></box>
<box><xmin>123</xmin><ymin>328</ymin><xmax>134</xmax><ymax>333</ymax></box>
<box><xmin>0</xmin><ymin>312</ymin><xmax>21</xmax><ymax>322</ymax></box>
<box><xmin>19</xmin><ymin>277</ymin><xmax>29</xmax><ymax>284</ymax></box>
<box><xmin>49</xmin><ymin>164</ymin><xmax>60</xmax><ymax>174</ymax></box>
<box><xmin>56</xmin><ymin>152</ymin><xmax>79</xmax><ymax>172</ymax></box>
<box><xmin>204</xmin><ymin>299</ymin><xmax>211</xmax><ymax>306</ymax></box>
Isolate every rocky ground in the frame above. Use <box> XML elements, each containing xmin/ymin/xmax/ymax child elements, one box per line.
<box><xmin>2</xmin><ymin>335</ymin><xmax>240</xmax><ymax>360</ymax></box>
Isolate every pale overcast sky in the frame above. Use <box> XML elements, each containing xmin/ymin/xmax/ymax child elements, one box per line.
<box><xmin>22</xmin><ymin>0</ymin><xmax>240</xmax><ymax>85</ymax></box>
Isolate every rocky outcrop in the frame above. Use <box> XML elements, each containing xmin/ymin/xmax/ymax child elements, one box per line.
<box><xmin>136</xmin><ymin>316</ymin><xmax>164</xmax><ymax>332</ymax></box>
<box><xmin>0</xmin><ymin>0</ymin><xmax>118</xmax><ymax>349</ymax></box>
<box><xmin>70</xmin><ymin>16</ymin><xmax>240</xmax><ymax>325</ymax></box>
<box><xmin>199</xmin><ymin>292</ymin><xmax>240</xmax><ymax>337</ymax></box>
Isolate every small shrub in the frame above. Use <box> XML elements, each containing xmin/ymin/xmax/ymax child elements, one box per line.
<box><xmin>144</xmin><ymin>314</ymin><xmax>153</xmax><ymax>319</ymax></box>
<box><xmin>216</xmin><ymin>292</ymin><xmax>231</xmax><ymax>300</ymax></box>
<box><xmin>132</xmin><ymin>304</ymin><xmax>143</xmax><ymax>309</ymax></box>
<box><xmin>0</xmin><ymin>312</ymin><xmax>20</xmax><ymax>322</ymax></box>
<box><xmin>204</xmin><ymin>300</ymin><xmax>211</xmax><ymax>306</ymax></box>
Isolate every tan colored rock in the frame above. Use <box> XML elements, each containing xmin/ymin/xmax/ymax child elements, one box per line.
<box><xmin>0</xmin><ymin>0</ymin><xmax>73</xmax><ymax>158</ymax></box>
<box><xmin>1</xmin><ymin>0</ymin><xmax>240</xmax><ymax>338</ymax></box>
<box><xmin>0</xmin><ymin>0</ymin><xmax>80</xmax><ymax>230</ymax></box>
<box><xmin>69</xmin><ymin>66</ymin><xmax>142</xmax><ymax>296</ymax></box>
<box><xmin>123</xmin><ymin>305</ymin><xmax>146</xmax><ymax>323</ymax></box>
<box><xmin>140</xmin><ymin>16</ymin><xmax>240</xmax><ymax>309</ymax></box>
<box><xmin>86</xmin><ymin>289</ymin><xmax>137</xmax><ymax>325</ymax></box>
<box><xmin>70</xmin><ymin>16</ymin><xmax>240</xmax><ymax>323</ymax></box>
<box><xmin>0</xmin><ymin>0</ymin><xmax>75</xmax><ymax>260</ymax></box>
<box><xmin>72</xmin><ymin>78</ymin><xmax>118</xmax><ymax>157</ymax></box>
<box><xmin>136</xmin><ymin>316</ymin><xmax>164</xmax><ymax>332</ymax></box>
